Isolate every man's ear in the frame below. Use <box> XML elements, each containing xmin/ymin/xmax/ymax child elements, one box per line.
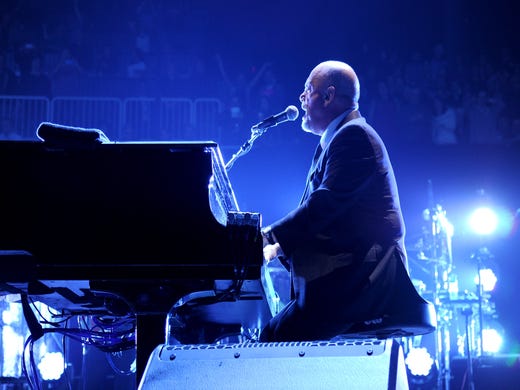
<box><xmin>323</xmin><ymin>85</ymin><xmax>335</xmax><ymax>104</ymax></box>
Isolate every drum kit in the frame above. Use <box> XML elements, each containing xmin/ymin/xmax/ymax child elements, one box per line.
<box><xmin>406</xmin><ymin>204</ymin><xmax>499</xmax><ymax>390</ymax></box>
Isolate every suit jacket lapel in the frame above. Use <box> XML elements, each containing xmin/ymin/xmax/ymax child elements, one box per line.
<box><xmin>299</xmin><ymin>143</ymin><xmax>323</xmax><ymax>204</ymax></box>
<box><xmin>299</xmin><ymin>110</ymin><xmax>361</xmax><ymax>205</ymax></box>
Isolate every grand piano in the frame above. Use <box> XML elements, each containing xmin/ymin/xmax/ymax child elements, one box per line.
<box><xmin>0</xmin><ymin>137</ymin><xmax>270</xmax><ymax>385</ymax></box>
<box><xmin>0</xmin><ymin>129</ymin><xmax>437</xmax><ymax>389</ymax></box>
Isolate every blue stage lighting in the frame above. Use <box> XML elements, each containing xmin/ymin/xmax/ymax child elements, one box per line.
<box><xmin>37</xmin><ymin>351</ymin><xmax>65</xmax><ymax>381</ymax></box>
<box><xmin>404</xmin><ymin>343</ymin><xmax>439</xmax><ymax>390</ymax></box>
<box><xmin>469</xmin><ymin>207</ymin><xmax>498</xmax><ymax>235</ymax></box>
<box><xmin>474</xmin><ymin>268</ymin><xmax>498</xmax><ymax>292</ymax></box>
<box><xmin>482</xmin><ymin>327</ymin><xmax>504</xmax><ymax>354</ymax></box>
<box><xmin>405</xmin><ymin>347</ymin><xmax>434</xmax><ymax>377</ymax></box>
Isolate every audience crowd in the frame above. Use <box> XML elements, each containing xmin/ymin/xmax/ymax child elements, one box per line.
<box><xmin>0</xmin><ymin>0</ymin><xmax>519</xmax><ymax>147</ymax></box>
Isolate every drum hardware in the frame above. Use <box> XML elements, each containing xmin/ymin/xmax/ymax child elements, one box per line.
<box><xmin>408</xmin><ymin>198</ymin><xmax>503</xmax><ymax>390</ymax></box>
<box><xmin>407</xmin><ymin>203</ymin><xmax>455</xmax><ymax>390</ymax></box>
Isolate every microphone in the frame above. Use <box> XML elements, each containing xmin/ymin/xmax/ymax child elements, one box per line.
<box><xmin>251</xmin><ymin>105</ymin><xmax>299</xmax><ymax>131</ymax></box>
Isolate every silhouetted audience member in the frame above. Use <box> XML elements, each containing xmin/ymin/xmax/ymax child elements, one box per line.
<box><xmin>215</xmin><ymin>55</ymin><xmax>271</xmax><ymax>144</ymax></box>
<box><xmin>51</xmin><ymin>47</ymin><xmax>84</xmax><ymax>96</ymax></box>
<box><xmin>431</xmin><ymin>95</ymin><xmax>458</xmax><ymax>145</ymax></box>
<box><xmin>13</xmin><ymin>44</ymin><xmax>51</xmax><ymax>96</ymax></box>
<box><xmin>0</xmin><ymin>53</ymin><xmax>17</xmax><ymax>94</ymax></box>
<box><xmin>367</xmin><ymin>80</ymin><xmax>400</xmax><ymax>146</ymax></box>
<box><xmin>399</xmin><ymin>85</ymin><xmax>431</xmax><ymax>145</ymax></box>
<box><xmin>465</xmin><ymin>90</ymin><xmax>503</xmax><ymax>145</ymax></box>
<box><xmin>93</xmin><ymin>44</ymin><xmax>120</xmax><ymax>77</ymax></box>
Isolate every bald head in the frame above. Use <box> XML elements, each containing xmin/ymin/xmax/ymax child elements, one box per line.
<box><xmin>300</xmin><ymin>60</ymin><xmax>361</xmax><ymax>135</ymax></box>
<box><xmin>312</xmin><ymin>60</ymin><xmax>360</xmax><ymax>110</ymax></box>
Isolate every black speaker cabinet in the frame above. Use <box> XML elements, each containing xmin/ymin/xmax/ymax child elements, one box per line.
<box><xmin>139</xmin><ymin>339</ymin><xmax>409</xmax><ymax>389</ymax></box>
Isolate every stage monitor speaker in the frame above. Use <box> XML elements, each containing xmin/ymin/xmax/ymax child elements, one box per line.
<box><xmin>139</xmin><ymin>338</ymin><xmax>409</xmax><ymax>390</ymax></box>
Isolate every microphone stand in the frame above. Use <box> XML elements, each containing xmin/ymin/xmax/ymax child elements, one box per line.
<box><xmin>225</xmin><ymin>126</ymin><xmax>267</xmax><ymax>171</ymax></box>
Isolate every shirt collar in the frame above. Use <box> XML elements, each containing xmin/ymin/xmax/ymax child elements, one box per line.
<box><xmin>320</xmin><ymin>108</ymin><xmax>354</xmax><ymax>149</ymax></box>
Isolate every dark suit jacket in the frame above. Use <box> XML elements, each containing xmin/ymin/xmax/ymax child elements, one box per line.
<box><xmin>268</xmin><ymin>112</ymin><xmax>408</xmax><ymax>338</ymax></box>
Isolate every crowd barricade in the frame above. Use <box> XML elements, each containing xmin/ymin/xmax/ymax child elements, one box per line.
<box><xmin>193</xmin><ymin>98</ymin><xmax>223</xmax><ymax>142</ymax></box>
<box><xmin>0</xmin><ymin>96</ymin><xmax>51</xmax><ymax>139</ymax></box>
<box><xmin>121</xmin><ymin>97</ymin><xmax>157</xmax><ymax>141</ymax></box>
<box><xmin>159</xmin><ymin>98</ymin><xmax>194</xmax><ymax>141</ymax></box>
<box><xmin>50</xmin><ymin>97</ymin><xmax>122</xmax><ymax>138</ymax></box>
<box><xmin>0</xmin><ymin>96</ymin><xmax>224</xmax><ymax>142</ymax></box>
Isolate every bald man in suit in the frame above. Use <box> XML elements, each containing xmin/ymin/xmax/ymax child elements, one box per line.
<box><xmin>260</xmin><ymin>60</ymin><xmax>410</xmax><ymax>342</ymax></box>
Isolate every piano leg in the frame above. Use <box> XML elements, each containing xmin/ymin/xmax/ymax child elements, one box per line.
<box><xmin>136</xmin><ymin>314</ymin><xmax>166</xmax><ymax>387</ymax></box>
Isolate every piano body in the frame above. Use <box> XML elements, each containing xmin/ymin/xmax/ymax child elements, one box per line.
<box><xmin>0</xmin><ymin>140</ymin><xmax>270</xmax><ymax>384</ymax></box>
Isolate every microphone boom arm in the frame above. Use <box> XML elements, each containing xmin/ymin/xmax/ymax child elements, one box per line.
<box><xmin>224</xmin><ymin>105</ymin><xmax>298</xmax><ymax>171</ymax></box>
<box><xmin>224</xmin><ymin>126</ymin><xmax>266</xmax><ymax>171</ymax></box>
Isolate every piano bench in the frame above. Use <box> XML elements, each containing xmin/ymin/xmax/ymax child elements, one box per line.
<box><xmin>333</xmin><ymin>251</ymin><xmax>438</xmax><ymax>341</ymax></box>
<box><xmin>335</xmin><ymin>300</ymin><xmax>437</xmax><ymax>340</ymax></box>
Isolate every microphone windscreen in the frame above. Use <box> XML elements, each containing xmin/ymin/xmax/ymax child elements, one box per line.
<box><xmin>286</xmin><ymin>105</ymin><xmax>299</xmax><ymax>121</ymax></box>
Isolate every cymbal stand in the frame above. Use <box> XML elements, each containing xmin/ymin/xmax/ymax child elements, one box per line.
<box><xmin>435</xmin><ymin>303</ymin><xmax>453</xmax><ymax>390</ymax></box>
<box><xmin>471</xmin><ymin>247</ymin><xmax>491</xmax><ymax>357</ymax></box>
<box><xmin>428</xmin><ymin>205</ymin><xmax>455</xmax><ymax>390</ymax></box>
<box><xmin>461</xmin><ymin>306</ymin><xmax>476</xmax><ymax>390</ymax></box>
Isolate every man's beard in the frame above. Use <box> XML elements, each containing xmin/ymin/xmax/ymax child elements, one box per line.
<box><xmin>301</xmin><ymin>116</ymin><xmax>320</xmax><ymax>135</ymax></box>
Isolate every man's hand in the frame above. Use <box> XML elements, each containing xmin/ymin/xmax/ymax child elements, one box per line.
<box><xmin>263</xmin><ymin>243</ymin><xmax>282</xmax><ymax>263</ymax></box>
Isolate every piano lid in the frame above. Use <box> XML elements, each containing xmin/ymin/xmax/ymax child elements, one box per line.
<box><xmin>0</xmin><ymin>140</ymin><xmax>262</xmax><ymax>280</ymax></box>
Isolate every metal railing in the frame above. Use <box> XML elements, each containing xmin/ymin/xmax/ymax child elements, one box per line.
<box><xmin>0</xmin><ymin>96</ymin><xmax>50</xmax><ymax>139</ymax></box>
<box><xmin>0</xmin><ymin>95</ymin><xmax>224</xmax><ymax>142</ymax></box>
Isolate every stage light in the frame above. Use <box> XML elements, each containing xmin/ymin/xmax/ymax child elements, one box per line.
<box><xmin>405</xmin><ymin>345</ymin><xmax>438</xmax><ymax>390</ymax></box>
<box><xmin>482</xmin><ymin>326</ymin><xmax>504</xmax><ymax>354</ymax></box>
<box><xmin>2</xmin><ymin>298</ymin><xmax>69</xmax><ymax>384</ymax></box>
<box><xmin>1</xmin><ymin>324</ymin><xmax>25</xmax><ymax>377</ymax></box>
<box><xmin>1</xmin><ymin>296</ymin><xmax>25</xmax><ymax>378</ymax></box>
<box><xmin>405</xmin><ymin>347</ymin><xmax>434</xmax><ymax>377</ymax></box>
<box><xmin>37</xmin><ymin>351</ymin><xmax>65</xmax><ymax>381</ymax></box>
<box><xmin>469</xmin><ymin>207</ymin><xmax>498</xmax><ymax>235</ymax></box>
<box><xmin>467</xmin><ymin>203</ymin><xmax>516</xmax><ymax>238</ymax></box>
<box><xmin>474</xmin><ymin>268</ymin><xmax>498</xmax><ymax>292</ymax></box>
